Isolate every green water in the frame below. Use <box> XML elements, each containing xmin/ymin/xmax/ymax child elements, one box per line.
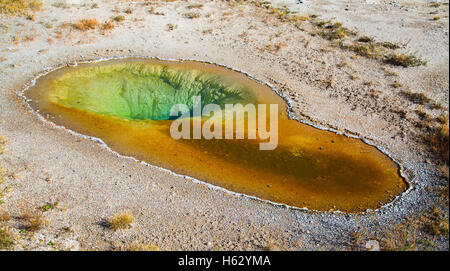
<box><xmin>49</xmin><ymin>63</ymin><xmax>256</xmax><ymax>120</ymax></box>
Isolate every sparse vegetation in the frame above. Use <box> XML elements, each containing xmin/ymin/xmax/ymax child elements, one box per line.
<box><xmin>40</xmin><ymin>202</ymin><xmax>57</xmax><ymax>212</ymax></box>
<box><xmin>380</xmin><ymin>42</ymin><xmax>401</xmax><ymax>50</ymax></box>
<box><xmin>382</xmin><ymin>66</ymin><xmax>399</xmax><ymax>76</ymax></box>
<box><xmin>202</xmin><ymin>28</ymin><xmax>213</xmax><ymax>34</ymax></box>
<box><xmin>149</xmin><ymin>7</ymin><xmax>165</xmax><ymax>15</ymax></box>
<box><xmin>433</xmin><ymin>16</ymin><xmax>441</xmax><ymax>21</ymax></box>
<box><xmin>183</xmin><ymin>12</ymin><xmax>200</xmax><ymax>19</ymax></box>
<box><xmin>349</xmin><ymin>73</ymin><xmax>359</xmax><ymax>81</ymax></box>
<box><xmin>0</xmin><ymin>0</ymin><xmax>42</xmax><ymax>17</ymax></box>
<box><xmin>385</xmin><ymin>54</ymin><xmax>426</xmax><ymax>67</ymax></box>
<box><xmin>425</xmin><ymin>207</ymin><xmax>449</xmax><ymax>236</ymax></box>
<box><xmin>112</xmin><ymin>15</ymin><xmax>125</xmax><ymax>22</ymax></box>
<box><xmin>52</xmin><ymin>2</ymin><xmax>69</xmax><ymax>9</ymax></box>
<box><xmin>382</xmin><ymin>223</ymin><xmax>418</xmax><ymax>251</ymax></box>
<box><xmin>264</xmin><ymin>42</ymin><xmax>288</xmax><ymax>53</ymax></box>
<box><xmin>18</xmin><ymin>201</ymin><xmax>44</xmax><ymax>231</ymax></box>
<box><xmin>166</xmin><ymin>23</ymin><xmax>177</xmax><ymax>31</ymax></box>
<box><xmin>0</xmin><ymin>208</ymin><xmax>11</xmax><ymax>222</ymax></box>
<box><xmin>428</xmin><ymin>124</ymin><xmax>449</xmax><ymax>164</ymax></box>
<box><xmin>430</xmin><ymin>2</ymin><xmax>441</xmax><ymax>8</ymax></box>
<box><xmin>318</xmin><ymin>22</ymin><xmax>351</xmax><ymax>40</ymax></box>
<box><xmin>343</xmin><ymin>43</ymin><xmax>382</xmax><ymax>59</ymax></box>
<box><xmin>244</xmin><ymin>1</ymin><xmax>425</xmax><ymax>69</ymax></box>
<box><xmin>0</xmin><ymin>226</ymin><xmax>13</xmax><ymax>249</ymax></box>
<box><xmin>187</xmin><ymin>4</ymin><xmax>203</xmax><ymax>9</ymax></box>
<box><xmin>402</xmin><ymin>90</ymin><xmax>432</xmax><ymax>105</ymax></box>
<box><xmin>437</xmin><ymin>114</ymin><xmax>449</xmax><ymax>125</ymax></box>
<box><xmin>291</xmin><ymin>14</ymin><xmax>309</xmax><ymax>22</ymax></box>
<box><xmin>108</xmin><ymin>211</ymin><xmax>133</xmax><ymax>230</ymax></box>
<box><xmin>358</xmin><ymin>36</ymin><xmax>373</xmax><ymax>43</ymax></box>
<box><xmin>102</xmin><ymin>20</ymin><xmax>115</xmax><ymax>31</ymax></box>
<box><xmin>22</xmin><ymin>35</ymin><xmax>34</xmax><ymax>42</ymax></box>
<box><xmin>73</xmin><ymin>19</ymin><xmax>99</xmax><ymax>31</ymax></box>
<box><xmin>391</xmin><ymin>81</ymin><xmax>403</xmax><ymax>88</ymax></box>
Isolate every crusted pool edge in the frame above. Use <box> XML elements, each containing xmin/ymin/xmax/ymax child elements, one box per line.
<box><xmin>16</xmin><ymin>55</ymin><xmax>413</xmax><ymax>216</ymax></box>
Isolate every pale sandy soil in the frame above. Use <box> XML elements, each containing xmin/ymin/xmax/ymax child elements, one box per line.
<box><xmin>0</xmin><ymin>0</ymin><xmax>448</xmax><ymax>250</ymax></box>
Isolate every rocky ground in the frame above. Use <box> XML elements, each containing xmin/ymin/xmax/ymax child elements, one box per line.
<box><xmin>0</xmin><ymin>0</ymin><xmax>448</xmax><ymax>251</ymax></box>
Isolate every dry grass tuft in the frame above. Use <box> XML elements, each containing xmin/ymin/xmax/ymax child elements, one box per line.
<box><xmin>18</xmin><ymin>201</ymin><xmax>44</xmax><ymax>231</ymax></box>
<box><xmin>430</xmin><ymin>2</ymin><xmax>441</xmax><ymax>8</ymax></box>
<box><xmin>382</xmin><ymin>66</ymin><xmax>399</xmax><ymax>76</ymax></box>
<box><xmin>0</xmin><ymin>0</ymin><xmax>42</xmax><ymax>17</ymax></box>
<box><xmin>428</xmin><ymin>124</ymin><xmax>449</xmax><ymax>164</ymax></box>
<box><xmin>349</xmin><ymin>43</ymin><xmax>381</xmax><ymax>59</ymax></box>
<box><xmin>291</xmin><ymin>14</ymin><xmax>309</xmax><ymax>22</ymax></box>
<box><xmin>166</xmin><ymin>23</ymin><xmax>177</xmax><ymax>31</ymax></box>
<box><xmin>183</xmin><ymin>12</ymin><xmax>200</xmax><ymax>19</ymax></box>
<box><xmin>425</xmin><ymin>207</ymin><xmax>449</xmax><ymax>236</ymax></box>
<box><xmin>112</xmin><ymin>15</ymin><xmax>125</xmax><ymax>22</ymax></box>
<box><xmin>380</xmin><ymin>42</ymin><xmax>401</xmax><ymax>50</ymax></box>
<box><xmin>187</xmin><ymin>4</ymin><xmax>203</xmax><ymax>9</ymax></box>
<box><xmin>0</xmin><ymin>135</ymin><xmax>5</xmax><ymax>151</ymax></box>
<box><xmin>202</xmin><ymin>28</ymin><xmax>213</xmax><ymax>34</ymax></box>
<box><xmin>264</xmin><ymin>42</ymin><xmax>288</xmax><ymax>53</ymax></box>
<box><xmin>349</xmin><ymin>74</ymin><xmax>359</xmax><ymax>81</ymax></box>
<box><xmin>0</xmin><ymin>208</ymin><xmax>10</xmax><ymax>222</ymax></box>
<box><xmin>382</xmin><ymin>223</ymin><xmax>418</xmax><ymax>251</ymax></box>
<box><xmin>102</xmin><ymin>20</ymin><xmax>114</xmax><ymax>31</ymax></box>
<box><xmin>358</xmin><ymin>36</ymin><xmax>373</xmax><ymax>43</ymax></box>
<box><xmin>385</xmin><ymin>53</ymin><xmax>426</xmax><ymax>67</ymax></box>
<box><xmin>402</xmin><ymin>91</ymin><xmax>432</xmax><ymax>105</ymax></box>
<box><xmin>73</xmin><ymin>19</ymin><xmax>99</xmax><ymax>31</ymax></box>
<box><xmin>318</xmin><ymin>22</ymin><xmax>350</xmax><ymax>40</ymax></box>
<box><xmin>108</xmin><ymin>211</ymin><xmax>133</xmax><ymax>230</ymax></box>
<box><xmin>437</xmin><ymin>114</ymin><xmax>449</xmax><ymax>125</ymax></box>
<box><xmin>0</xmin><ymin>226</ymin><xmax>13</xmax><ymax>249</ymax></box>
<box><xmin>391</xmin><ymin>81</ymin><xmax>403</xmax><ymax>88</ymax></box>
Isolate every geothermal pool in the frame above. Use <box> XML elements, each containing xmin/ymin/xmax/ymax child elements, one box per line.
<box><xmin>23</xmin><ymin>58</ymin><xmax>408</xmax><ymax>212</ymax></box>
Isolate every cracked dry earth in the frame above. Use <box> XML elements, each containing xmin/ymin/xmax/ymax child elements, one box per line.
<box><xmin>0</xmin><ymin>0</ymin><xmax>448</xmax><ymax>250</ymax></box>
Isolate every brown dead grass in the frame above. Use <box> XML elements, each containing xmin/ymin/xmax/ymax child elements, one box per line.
<box><xmin>108</xmin><ymin>211</ymin><xmax>133</xmax><ymax>230</ymax></box>
<box><xmin>102</xmin><ymin>20</ymin><xmax>114</xmax><ymax>31</ymax></box>
<box><xmin>187</xmin><ymin>4</ymin><xmax>203</xmax><ymax>9</ymax></box>
<box><xmin>73</xmin><ymin>19</ymin><xmax>99</xmax><ymax>31</ymax></box>
<box><xmin>429</xmin><ymin>124</ymin><xmax>449</xmax><ymax>164</ymax></box>
<box><xmin>18</xmin><ymin>201</ymin><xmax>44</xmax><ymax>231</ymax></box>
<box><xmin>264</xmin><ymin>42</ymin><xmax>288</xmax><ymax>53</ymax></box>
<box><xmin>0</xmin><ymin>208</ymin><xmax>10</xmax><ymax>222</ymax></box>
<box><xmin>382</xmin><ymin>223</ymin><xmax>418</xmax><ymax>251</ymax></box>
<box><xmin>0</xmin><ymin>0</ymin><xmax>42</xmax><ymax>17</ymax></box>
<box><xmin>112</xmin><ymin>15</ymin><xmax>125</xmax><ymax>22</ymax></box>
<box><xmin>0</xmin><ymin>226</ymin><xmax>13</xmax><ymax>249</ymax></box>
<box><xmin>385</xmin><ymin>53</ymin><xmax>427</xmax><ymax>67</ymax></box>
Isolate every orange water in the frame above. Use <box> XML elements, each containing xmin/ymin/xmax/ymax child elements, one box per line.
<box><xmin>24</xmin><ymin>58</ymin><xmax>408</xmax><ymax>212</ymax></box>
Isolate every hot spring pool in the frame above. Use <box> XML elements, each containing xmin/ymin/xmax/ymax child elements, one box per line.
<box><xmin>22</xmin><ymin>58</ymin><xmax>408</xmax><ymax>212</ymax></box>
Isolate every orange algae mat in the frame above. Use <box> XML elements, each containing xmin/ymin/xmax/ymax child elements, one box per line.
<box><xmin>24</xmin><ymin>58</ymin><xmax>408</xmax><ymax>212</ymax></box>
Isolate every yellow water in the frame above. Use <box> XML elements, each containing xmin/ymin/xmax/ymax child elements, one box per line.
<box><xmin>24</xmin><ymin>58</ymin><xmax>408</xmax><ymax>212</ymax></box>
